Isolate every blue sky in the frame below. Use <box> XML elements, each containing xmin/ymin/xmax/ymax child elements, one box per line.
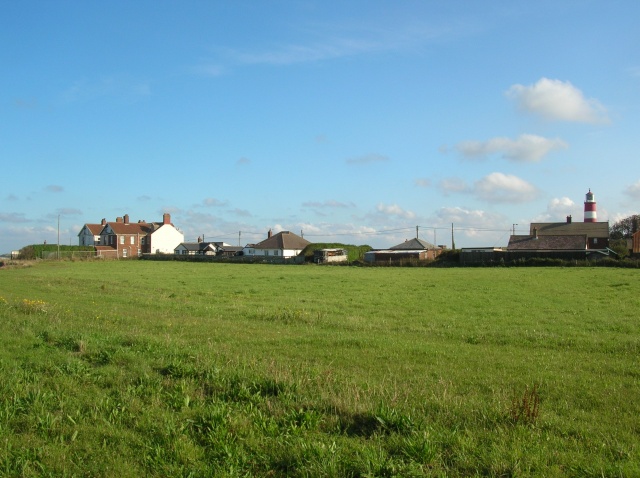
<box><xmin>1</xmin><ymin>1</ymin><xmax>639</xmax><ymax>253</ymax></box>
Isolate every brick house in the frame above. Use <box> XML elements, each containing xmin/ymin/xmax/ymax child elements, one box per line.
<box><xmin>80</xmin><ymin>213</ymin><xmax>184</xmax><ymax>258</ymax></box>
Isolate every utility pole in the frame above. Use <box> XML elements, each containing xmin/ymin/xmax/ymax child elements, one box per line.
<box><xmin>512</xmin><ymin>224</ymin><xmax>518</xmax><ymax>236</ymax></box>
<box><xmin>416</xmin><ymin>225</ymin><xmax>419</xmax><ymax>239</ymax></box>
<box><xmin>451</xmin><ymin>223</ymin><xmax>455</xmax><ymax>249</ymax></box>
<box><xmin>57</xmin><ymin>214</ymin><xmax>60</xmax><ymax>260</ymax></box>
<box><xmin>238</xmin><ymin>231</ymin><xmax>241</xmax><ymax>247</ymax></box>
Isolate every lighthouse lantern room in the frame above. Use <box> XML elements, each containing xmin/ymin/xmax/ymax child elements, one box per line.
<box><xmin>584</xmin><ymin>189</ymin><xmax>597</xmax><ymax>223</ymax></box>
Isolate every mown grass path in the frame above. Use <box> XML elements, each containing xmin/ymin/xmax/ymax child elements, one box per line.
<box><xmin>1</xmin><ymin>261</ymin><xmax>639</xmax><ymax>476</ymax></box>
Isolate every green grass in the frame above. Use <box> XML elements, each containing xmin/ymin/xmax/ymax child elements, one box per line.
<box><xmin>1</xmin><ymin>260</ymin><xmax>639</xmax><ymax>476</ymax></box>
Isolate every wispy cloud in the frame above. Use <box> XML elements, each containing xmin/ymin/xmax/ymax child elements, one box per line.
<box><xmin>200</xmin><ymin>197</ymin><xmax>229</xmax><ymax>208</ymax></box>
<box><xmin>507</xmin><ymin>78</ymin><xmax>609</xmax><ymax>124</ymax></box>
<box><xmin>60</xmin><ymin>75</ymin><xmax>151</xmax><ymax>104</ymax></box>
<box><xmin>0</xmin><ymin>213</ymin><xmax>30</xmax><ymax>223</ymax></box>
<box><xmin>302</xmin><ymin>200</ymin><xmax>353</xmax><ymax>209</ymax></box>
<box><xmin>414</xmin><ymin>178</ymin><xmax>431</xmax><ymax>188</ymax></box>
<box><xmin>46</xmin><ymin>185</ymin><xmax>64</xmax><ymax>193</ymax></box>
<box><xmin>439</xmin><ymin>177</ymin><xmax>468</xmax><ymax>195</ymax></box>
<box><xmin>236</xmin><ymin>157</ymin><xmax>251</xmax><ymax>166</ymax></box>
<box><xmin>624</xmin><ymin>180</ymin><xmax>640</xmax><ymax>199</ymax></box>
<box><xmin>455</xmin><ymin>134</ymin><xmax>568</xmax><ymax>162</ymax></box>
<box><xmin>56</xmin><ymin>208</ymin><xmax>82</xmax><ymax>216</ymax></box>
<box><xmin>346</xmin><ymin>153</ymin><xmax>389</xmax><ymax>165</ymax></box>
<box><xmin>197</xmin><ymin>19</ymin><xmax>459</xmax><ymax>75</ymax></box>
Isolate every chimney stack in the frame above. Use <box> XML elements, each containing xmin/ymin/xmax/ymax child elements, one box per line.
<box><xmin>163</xmin><ymin>213</ymin><xmax>171</xmax><ymax>225</ymax></box>
<box><xmin>124</xmin><ymin>214</ymin><xmax>129</xmax><ymax>224</ymax></box>
<box><xmin>566</xmin><ymin>215</ymin><xmax>572</xmax><ymax>224</ymax></box>
<box><xmin>268</xmin><ymin>228</ymin><xmax>272</xmax><ymax>238</ymax></box>
<box><xmin>101</xmin><ymin>218</ymin><xmax>106</xmax><ymax>225</ymax></box>
<box><xmin>116</xmin><ymin>216</ymin><xmax>123</xmax><ymax>223</ymax></box>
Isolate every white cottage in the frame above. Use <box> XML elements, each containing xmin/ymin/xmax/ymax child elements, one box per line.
<box><xmin>242</xmin><ymin>230</ymin><xmax>310</xmax><ymax>258</ymax></box>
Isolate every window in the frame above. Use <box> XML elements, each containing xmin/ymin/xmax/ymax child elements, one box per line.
<box><xmin>120</xmin><ymin>236</ymin><xmax>125</xmax><ymax>245</ymax></box>
<box><xmin>130</xmin><ymin>236</ymin><xmax>135</xmax><ymax>244</ymax></box>
<box><xmin>593</xmin><ymin>238</ymin><xmax>598</xmax><ymax>244</ymax></box>
<box><xmin>274</xmin><ymin>250</ymin><xmax>279</xmax><ymax>256</ymax></box>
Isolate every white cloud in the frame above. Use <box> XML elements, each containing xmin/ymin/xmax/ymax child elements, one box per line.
<box><xmin>624</xmin><ymin>180</ymin><xmax>640</xmax><ymax>199</ymax></box>
<box><xmin>473</xmin><ymin>172</ymin><xmax>537</xmax><ymax>203</ymax></box>
<box><xmin>455</xmin><ymin>134</ymin><xmax>568</xmax><ymax>162</ymax></box>
<box><xmin>375</xmin><ymin>203</ymin><xmax>416</xmax><ymax>220</ymax></box>
<box><xmin>507</xmin><ymin>78</ymin><xmax>609</xmax><ymax>124</ymax></box>
<box><xmin>531</xmin><ymin>197</ymin><xmax>579</xmax><ymax>223</ymax></box>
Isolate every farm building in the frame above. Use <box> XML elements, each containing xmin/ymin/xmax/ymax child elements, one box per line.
<box><xmin>365</xmin><ymin>237</ymin><xmax>443</xmax><ymax>263</ymax></box>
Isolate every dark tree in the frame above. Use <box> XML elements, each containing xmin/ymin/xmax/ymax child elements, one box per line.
<box><xmin>609</xmin><ymin>215</ymin><xmax>640</xmax><ymax>240</ymax></box>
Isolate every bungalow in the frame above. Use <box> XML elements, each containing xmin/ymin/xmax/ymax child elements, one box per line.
<box><xmin>174</xmin><ymin>242</ymin><xmax>218</xmax><ymax>255</ymax></box>
<box><xmin>242</xmin><ymin>230</ymin><xmax>310</xmax><ymax>258</ymax></box>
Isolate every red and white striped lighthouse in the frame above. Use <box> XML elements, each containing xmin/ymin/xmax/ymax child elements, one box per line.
<box><xmin>584</xmin><ymin>189</ymin><xmax>597</xmax><ymax>223</ymax></box>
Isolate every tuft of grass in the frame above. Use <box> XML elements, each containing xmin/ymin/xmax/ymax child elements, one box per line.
<box><xmin>509</xmin><ymin>384</ymin><xmax>540</xmax><ymax>425</ymax></box>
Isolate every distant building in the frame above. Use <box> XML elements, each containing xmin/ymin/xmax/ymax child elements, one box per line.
<box><xmin>529</xmin><ymin>215</ymin><xmax>609</xmax><ymax>249</ymax></box>
<box><xmin>242</xmin><ymin>230</ymin><xmax>310</xmax><ymax>259</ymax></box>
<box><xmin>78</xmin><ymin>213</ymin><xmax>184</xmax><ymax>257</ymax></box>
<box><xmin>364</xmin><ymin>237</ymin><xmax>443</xmax><ymax>263</ymax></box>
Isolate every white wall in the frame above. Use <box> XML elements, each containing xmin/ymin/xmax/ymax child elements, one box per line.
<box><xmin>150</xmin><ymin>225</ymin><xmax>184</xmax><ymax>254</ymax></box>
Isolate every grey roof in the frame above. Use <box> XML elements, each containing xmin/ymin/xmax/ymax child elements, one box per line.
<box><xmin>390</xmin><ymin>237</ymin><xmax>437</xmax><ymax>250</ymax></box>
<box><xmin>253</xmin><ymin>231</ymin><xmax>310</xmax><ymax>250</ymax></box>
<box><xmin>507</xmin><ymin>234</ymin><xmax>587</xmax><ymax>251</ymax></box>
<box><xmin>176</xmin><ymin>242</ymin><xmax>217</xmax><ymax>252</ymax></box>
<box><xmin>529</xmin><ymin>222</ymin><xmax>609</xmax><ymax>238</ymax></box>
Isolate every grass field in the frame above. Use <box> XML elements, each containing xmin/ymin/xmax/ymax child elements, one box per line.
<box><xmin>1</xmin><ymin>260</ymin><xmax>639</xmax><ymax>476</ymax></box>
